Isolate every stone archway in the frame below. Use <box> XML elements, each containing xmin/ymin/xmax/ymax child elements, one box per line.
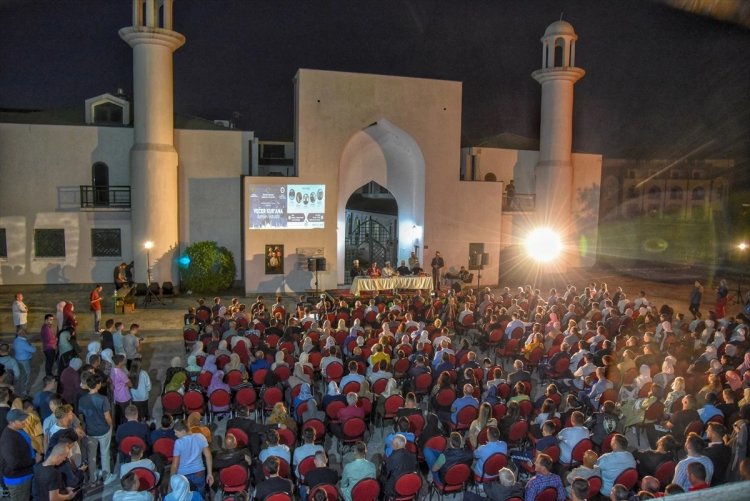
<box><xmin>337</xmin><ymin>119</ymin><xmax>425</xmax><ymax>284</ymax></box>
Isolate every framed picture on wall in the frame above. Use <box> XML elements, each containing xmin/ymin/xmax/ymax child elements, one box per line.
<box><xmin>265</xmin><ymin>244</ymin><xmax>284</xmax><ymax>274</ymax></box>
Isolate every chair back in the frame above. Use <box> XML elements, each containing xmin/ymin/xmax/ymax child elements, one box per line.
<box><xmin>219</xmin><ymin>464</ymin><xmax>249</xmax><ymax>493</ymax></box>
<box><xmin>209</xmin><ymin>389</ymin><xmax>232</xmax><ymax>408</ymax></box>
<box><xmin>325</xmin><ymin>401</ymin><xmax>346</xmax><ymax>421</ymax></box>
<box><xmin>326</xmin><ymin>361</ymin><xmax>345</xmax><ymax>381</ymax></box>
<box><xmin>152</xmin><ymin>437</ymin><xmax>175</xmax><ymax>461</ymax></box>
<box><xmin>480</xmin><ymin>453</ymin><xmax>508</xmax><ymax>481</ymax></box>
<box><xmin>342</xmin><ymin>381</ymin><xmax>362</xmax><ymax>394</ymax></box>
<box><xmin>130</xmin><ymin>467</ymin><xmax>157</xmax><ymax>492</ymax></box>
<box><xmin>508</xmin><ymin>420</ymin><xmax>528</xmax><ymax>443</ymax></box>
<box><xmin>685</xmin><ymin>419</ymin><xmax>704</xmax><ymax>436</ymax></box>
<box><xmin>383</xmin><ymin>395</ymin><xmax>405</xmax><ymax>416</ymax></box>
<box><xmin>535</xmin><ymin>486</ymin><xmax>558</xmax><ymax>501</ymax></box>
<box><xmin>393</xmin><ymin>472</ymin><xmax>423</xmax><ymax>500</ymax></box>
<box><xmin>586</xmin><ymin>476</ymin><xmax>602</xmax><ymax>498</ymax></box>
<box><xmin>263</xmin><ymin>387</ymin><xmax>284</xmax><ymax>409</ymax></box>
<box><xmin>224</xmin><ymin>370</ymin><xmax>244</xmax><ymax>387</ymax></box>
<box><xmin>654</xmin><ymin>460</ymin><xmax>676</xmax><ymax>488</ymax></box>
<box><xmin>436</xmin><ymin>388</ymin><xmax>457</xmax><ymax>407</ymax></box>
<box><xmin>161</xmin><ymin>391</ymin><xmax>184</xmax><ymax>415</ymax></box>
<box><xmin>371</xmin><ymin>378</ymin><xmax>387</xmax><ymax>394</ymax></box>
<box><xmin>265</xmin><ymin>494</ymin><xmax>293</xmax><ymax>501</ymax></box>
<box><xmin>278</xmin><ymin>427</ymin><xmax>296</xmax><ymax>447</ymax></box>
<box><xmin>518</xmin><ymin>400</ymin><xmax>533</xmax><ymax>418</ymax></box>
<box><xmin>454</xmin><ymin>405</ymin><xmax>478</xmax><ymax>428</ymax></box>
<box><xmin>252</xmin><ymin>368</ymin><xmax>268</xmax><ymax>386</ymax></box>
<box><xmin>274</xmin><ymin>365</ymin><xmax>291</xmax><ymax>382</ymax></box>
<box><xmin>197</xmin><ymin>371</ymin><xmax>213</xmax><ymax>390</ymax></box>
<box><xmin>407</xmin><ymin>413</ymin><xmax>425</xmax><ymax>436</ymax></box>
<box><xmin>183</xmin><ymin>390</ymin><xmax>204</xmax><ymax>413</ymax></box>
<box><xmin>119</xmin><ymin>436</ymin><xmax>147</xmax><ymax>457</ymax></box>
<box><xmin>424</xmin><ymin>435</ymin><xmax>447</xmax><ymax>452</ymax></box>
<box><xmin>226</xmin><ymin>427</ymin><xmax>249</xmax><ymax>448</ymax></box>
<box><xmin>298</xmin><ymin>455</ymin><xmax>317</xmax><ymax>480</ymax></box>
<box><xmin>570</xmin><ymin>438</ymin><xmax>593</xmax><ymax>464</ymax></box>
<box><xmin>614</xmin><ymin>468</ymin><xmax>639</xmax><ymax>490</ymax></box>
<box><xmin>302</xmin><ymin>418</ymin><xmax>326</xmax><ymax>443</ymax></box>
<box><xmin>351</xmin><ymin>478</ymin><xmax>380</xmax><ymax>501</ymax></box>
<box><xmin>234</xmin><ymin>387</ymin><xmax>257</xmax><ymax>409</ymax></box>
<box><xmin>440</xmin><ymin>463</ymin><xmax>471</xmax><ymax>492</ymax></box>
<box><xmin>342</xmin><ymin>417</ymin><xmax>367</xmax><ymax>441</ymax></box>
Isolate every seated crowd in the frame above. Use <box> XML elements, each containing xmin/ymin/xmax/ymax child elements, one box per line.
<box><xmin>2</xmin><ymin>283</ymin><xmax>750</xmax><ymax>501</ymax></box>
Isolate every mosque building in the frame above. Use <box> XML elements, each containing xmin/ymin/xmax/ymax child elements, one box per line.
<box><xmin>0</xmin><ymin>0</ymin><xmax>601</xmax><ymax>294</ymax></box>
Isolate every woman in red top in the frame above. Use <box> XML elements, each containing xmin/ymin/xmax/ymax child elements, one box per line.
<box><xmin>367</xmin><ymin>261</ymin><xmax>381</xmax><ymax>279</ymax></box>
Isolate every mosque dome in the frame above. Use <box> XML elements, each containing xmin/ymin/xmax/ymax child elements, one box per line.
<box><xmin>544</xmin><ymin>20</ymin><xmax>576</xmax><ymax>37</ymax></box>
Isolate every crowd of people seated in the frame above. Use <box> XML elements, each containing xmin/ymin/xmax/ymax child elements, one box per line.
<box><xmin>3</xmin><ymin>280</ymin><xmax>750</xmax><ymax>501</ymax></box>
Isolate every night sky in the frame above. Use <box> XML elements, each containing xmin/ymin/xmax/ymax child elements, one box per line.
<box><xmin>1</xmin><ymin>0</ymin><xmax>748</xmax><ymax>160</ymax></box>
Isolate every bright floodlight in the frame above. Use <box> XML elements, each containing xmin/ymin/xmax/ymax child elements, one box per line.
<box><xmin>525</xmin><ymin>228</ymin><xmax>562</xmax><ymax>263</ymax></box>
<box><xmin>739</xmin><ymin>242</ymin><xmax>748</xmax><ymax>251</ymax></box>
<box><xmin>144</xmin><ymin>241</ymin><xmax>154</xmax><ymax>250</ymax></box>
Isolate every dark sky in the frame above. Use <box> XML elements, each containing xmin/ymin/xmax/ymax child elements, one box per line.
<box><xmin>1</xmin><ymin>0</ymin><xmax>748</xmax><ymax>160</ymax></box>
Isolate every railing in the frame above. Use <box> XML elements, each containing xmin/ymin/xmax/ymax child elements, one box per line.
<box><xmin>80</xmin><ymin>186</ymin><xmax>131</xmax><ymax>209</ymax></box>
<box><xmin>502</xmin><ymin>193</ymin><xmax>535</xmax><ymax>212</ymax></box>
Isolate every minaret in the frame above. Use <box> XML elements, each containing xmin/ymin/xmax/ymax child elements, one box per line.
<box><xmin>532</xmin><ymin>21</ymin><xmax>585</xmax><ymax>245</ymax></box>
<box><xmin>120</xmin><ymin>0</ymin><xmax>185</xmax><ymax>284</ymax></box>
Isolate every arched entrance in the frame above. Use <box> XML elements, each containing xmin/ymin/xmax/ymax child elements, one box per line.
<box><xmin>337</xmin><ymin>119</ymin><xmax>425</xmax><ymax>285</ymax></box>
<box><xmin>344</xmin><ymin>182</ymin><xmax>398</xmax><ymax>284</ymax></box>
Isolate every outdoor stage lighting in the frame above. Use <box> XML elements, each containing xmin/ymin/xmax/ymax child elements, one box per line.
<box><xmin>144</xmin><ymin>241</ymin><xmax>154</xmax><ymax>250</ymax></box>
<box><xmin>525</xmin><ymin>228</ymin><xmax>562</xmax><ymax>263</ymax></box>
<box><xmin>739</xmin><ymin>242</ymin><xmax>748</xmax><ymax>251</ymax></box>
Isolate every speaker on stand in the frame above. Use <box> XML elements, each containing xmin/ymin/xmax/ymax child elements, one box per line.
<box><xmin>308</xmin><ymin>257</ymin><xmax>326</xmax><ymax>295</ymax></box>
<box><xmin>476</xmin><ymin>253</ymin><xmax>489</xmax><ymax>289</ymax></box>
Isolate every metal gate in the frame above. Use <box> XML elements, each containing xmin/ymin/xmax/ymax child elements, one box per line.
<box><xmin>345</xmin><ymin>214</ymin><xmax>397</xmax><ymax>284</ymax></box>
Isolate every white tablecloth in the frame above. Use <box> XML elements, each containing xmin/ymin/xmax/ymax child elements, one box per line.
<box><xmin>349</xmin><ymin>276</ymin><xmax>434</xmax><ymax>295</ymax></box>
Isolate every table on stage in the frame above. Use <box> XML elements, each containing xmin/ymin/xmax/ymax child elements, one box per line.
<box><xmin>349</xmin><ymin>275</ymin><xmax>434</xmax><ymax>296</ymax></box>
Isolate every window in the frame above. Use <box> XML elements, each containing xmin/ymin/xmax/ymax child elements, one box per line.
<box><xmin>0</xmin><ymin>228</ymin><xmax>6</xmax><ymax>258</ymax></box>
<box><xmin>92</xmin><ymin>162</ymin><xmax>109</xmax><ymax>206</ymax></box>
<box><xmin>669</xmin><ymin>186</ymin><xmax>683</xmax><ymax>200</ymax></box>
<box><xmin>34</xmin><ymin>229</ymin><xmax>65</xmax><ymax>258</ymax></box>
<box><xmin>647</xmin><ymin>186</ymin><xmax>661</xmax><ymax>199</ymax></box>
<box><xmin>93</xmin><ymin>102</ymin><xmax>123</xmax><ymax>125</ymax></box>
<box><xmin>692</xmin><ymin>187</ymin><xmax>705</xmax><ymax>201</ymax></box>
<box><xmin>91</xmin><ymin>229</ymin><xmax>122</xmax><ymax>257</ymax></box>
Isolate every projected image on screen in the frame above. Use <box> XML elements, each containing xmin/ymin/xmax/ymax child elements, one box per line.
<box><xmin>249</xmin><ymin>184</ymin><xmax>325</xmax><ymax>229</ymax></box>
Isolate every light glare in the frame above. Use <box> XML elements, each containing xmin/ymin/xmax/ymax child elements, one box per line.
<box><xmin>144</xmin><ymin>240</ymin><xmax>154</xmax><ymax>250</ymax></box>
<box><xmin>525</xmin><ymin>228</ymin><xmax>562</xmax><ymax>262</ymax></box>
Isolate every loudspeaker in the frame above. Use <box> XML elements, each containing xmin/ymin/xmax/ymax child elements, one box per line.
<box><xmin>316</xmin><ymin>257</ymin><xmax>326</xmax><ymax>271</ymax></box>
<box><xmin>307</xmin><ymin>258</ymin><xmax>316</xmax><ymax>271</ymax></box>
<box><xmin>481</xmin><ymin>253</ymin><xmax>490</xmax><ymax>266</ymax></box>
<box><xmin>471</xmin><ymin>253</ymin><xmax>482</xmax><ymax>268</ymax></box>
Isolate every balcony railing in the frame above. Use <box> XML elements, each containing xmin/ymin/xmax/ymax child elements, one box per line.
<box><xmin>502</xmin><ymin>193</ymin><xmax>535</xmax><ymax>212</ymax></box>
<box><xmin>80</xmin><ymin>186</ymin><xmax>131</xmax><ymax>210</ymax></box>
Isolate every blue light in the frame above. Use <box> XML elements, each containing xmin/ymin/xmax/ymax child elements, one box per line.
<box><xmin>178</xmin><ymin>255</ymin><xmax>191</xmax><ymax>268</ymax></box>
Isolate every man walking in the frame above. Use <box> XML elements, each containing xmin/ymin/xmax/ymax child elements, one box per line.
<box><xmin>12</xmin><ymin>330</ymin><xmax>35</xmax><ymax>397</ymax></box>
<box><xmin>89</xmin><ymin>284</ymin><xmax>103</xmax><ymax>333</ymax></box>
<box><xmin>40</xmin><ymin>314</ymin><xmax>58</xmax><ymax>377</ymax></box>
<box><xmin>11</xmin><ymin>293</ymin><xmax>28</xmax><ymax>334</ymax></box>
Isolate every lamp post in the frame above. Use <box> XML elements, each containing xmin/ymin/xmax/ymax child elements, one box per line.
<box><xmin>144</xmin><ymin>240</ymin><xmax>154</xmax><ymax>286</ymax></box>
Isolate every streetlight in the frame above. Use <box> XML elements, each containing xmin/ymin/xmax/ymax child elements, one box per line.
<box><xmin>144</xmin><ymin>240</ymin><xmax>154</xmax><ymax>285</ymax></box>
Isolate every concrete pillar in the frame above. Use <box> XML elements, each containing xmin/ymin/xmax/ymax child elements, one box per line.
<box><xmin>120</xmin><ymin>0</ymin><xmax>185</xmax><ymax>285</ymax></box>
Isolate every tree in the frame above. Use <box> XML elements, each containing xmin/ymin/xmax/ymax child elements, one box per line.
<box><xmin>179</xmin><ymin>241</ymin><xmax>236</xmax><ymax>294</ymax></box>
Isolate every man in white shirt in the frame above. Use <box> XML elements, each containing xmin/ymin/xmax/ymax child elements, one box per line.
<box><xmin>597</xmin><ymin>434</ymin><xmax>636</xmax><ymax>496</ymax></box>
<box><xmin>11</xmin><ymin>293</ymin><xmax>28</xmax><ymax>333</ymax></box>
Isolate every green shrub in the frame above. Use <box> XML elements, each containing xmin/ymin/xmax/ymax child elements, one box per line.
<box><xmin>179</xmin><ymin>241</ymin><xmax>236</xmax><ymax>294</ymax></box>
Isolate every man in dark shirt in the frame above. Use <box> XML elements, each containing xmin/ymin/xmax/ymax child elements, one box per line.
<box><xmin>0</xmin><ymin>409</ymin><xmax>37</xmax><ymax>500</ymax></box>
<box><xmin>302</xmin><ymin>451</ymin><xmax>339</xmax><ymax>499</ymax></box>
<box><xmin>226</xmin><ymin>406</ymin><xmax>274</xmax><ymax>457</ymax></box>
<box><xmin>115</xmin><ymin>405</ymin><xmax>150</xmax><ymax>459</ymax></box>
<box><xmin>382</xmin><ymin>434</ymin><xmax>417</xmax><ymax>496</ymax></box>
<box><xmin>426</xmin><ymin>432</ymin><xmax>473</xmax><ymax>482</ymax></box>
<box><xmin>99</xmin><ymin>319</ymin><xmax>115</xmax><ymax>353</ymax></box>
<box><xmin>150</xmin><ymin>415</ymin><xmax>177</xmax><ymax>444</ymax></box>
<box><xmin>34</xmin><ymin>443</ymin><xmax>75</xmax><ymax>501</ymax></box>
<box><xmin>666</xmin><ymin>395</ymin><xmax>700</xmax><ymax>442</ymax></box>
<box><xmin>508</xmin><ymin>360</ymin><xmax>531</xmax><ymax>385</ymax></box>
<box><xmin>254</xmin><ymin>456</ymin><xmax>293</xmax><ymax>501</ymax></box>
<box><xmin>717</xmin><ymin>389</ymin><xmax>739</xmax><ymax>422</ymax></box>
<box><xmin>704</xmin><ymin>422</ymin><xmax>731</xmax><ymax>485</ymax></box>
<box><xmin>78</xmin><ymin>374</ymin><xmax>114</xmax><ymax>484</ymax></box>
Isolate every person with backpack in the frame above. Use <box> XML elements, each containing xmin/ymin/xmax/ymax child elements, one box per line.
<box><xmin>585</xmin><ymin>399</ymin><xmax>620</xmax><ymax>448</ymax></box>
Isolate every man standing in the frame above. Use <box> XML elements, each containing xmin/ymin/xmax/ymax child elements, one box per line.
<box><xmin>0</xmin><ymin>409</ymin><xmax>38</xmax><ymax>501</ymax></box>
<box><xmin>171</xmin><ymin>420</ymin><xmax>213</xmax><ymax>493</ymax></box>
<box><xmin>40</xmin><ymin>314</ymin><xmax>58</xmax><ymax>377</ymax></box>
<box><xmin>122</xmin><ymin>324</ymin><xmax>142</xmax><ymax>370</ymax></box>
<box><xmin>0</xmin><ymin>344</ymin><xmax>20</xmax><ymax>389</ymax></box>
<box><xmin>89</xmin><ymin>285</ymin><xmax>103</xmax><ymax>333</ymax></box>
<box><xmin>431</xmin><ymin>251</ymin><xmax>444</xmax><ymax>292</ymax></box>
<box><xmin>34</xmin><ymin>443</ymin><xmax>75</xmax><ymax>501</ymax></box>
<box><xmin>11</xmin><ymin>293</ymin><xmax>28</xmax><ymax>334</ymax></box>
<box><xmin>12</xmin><ymin>330</ymin><xmax>35</xmax><ymax>396</ymax></box>
<box><xmin>78</xmin><ymin>374</ymin><xmax>114</xmax><ymax>485</ymax></box>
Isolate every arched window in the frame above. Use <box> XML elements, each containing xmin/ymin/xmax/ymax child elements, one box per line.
<box><xmin>648</xmin><ymin>186</ymin><xmax>661</xmax><ymax>200</ymax></box>
<box><xmin>92</xmin><ymin>162</ymin><xmax>109</xmax><ymax>206</ymax></box>
<box><xmin>669</xmin><ymin>186</ymin><xmax>683</xmax><ymax>200</ymax></box>
<box><xmin>484</xmin><ymin>173</ymin><xmax>497</xmax><ymax>182</ymax></box>
<box><xmin>692</xmin><ymin>187</ymin><xmax>705</xmax><ymax>201</ymax></box>
<box><xmin>93</xmin><ymin>102</ymin><xmax>124</xmax><ymax>125</ymax></box>
<box><xmin>554</xmin><ymin>41</ymin><xmax>564</xmax><ymax>67</ymax></box>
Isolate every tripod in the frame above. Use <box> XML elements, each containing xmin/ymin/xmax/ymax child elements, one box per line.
<box><xmin>731</xmin><ymin>277</ymin><xmax>745</xmax><ymax>306</ymax></box>
<box><xmin>142</xmin><ymin>249</ymin><xmax>165</xmax><ymax>308</ymax></box>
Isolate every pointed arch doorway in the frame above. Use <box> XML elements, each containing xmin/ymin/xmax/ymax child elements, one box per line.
<box><xmin>337</xmin><ymin>119</ymin><xmax>426</xmax><ymax>285</ymax></box>
<box><xmin>345</xmin><ymin>182</ymin><xmax>398</xmax><ymax>285</ymax></box>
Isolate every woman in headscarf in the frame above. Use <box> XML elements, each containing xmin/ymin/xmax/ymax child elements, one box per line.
<box><xmin>271</xmin><ymin>351</ymin><xmax>287</xmax><ymax>371</ymax></box>
<box><xmin>164</xmin><ymin>370</ymin><xmax>187</xmax><ymax>395</ymax></box>
<box><xmin>99</xmin><ymin>348</ymin><xmax>114</xmax><ymax>377</ymax></box>
<box><xmin>215</xmin><ymin>340</ymin><xmax>231</xmax><ymax>359</ymax></box>
<box><xmin>201</xmin><ymin>354</ymin><xmax>218</xmax><ymax>374</ymax></box>
<box><xmin>164</xmin><ymin>473</ymin><xmax>201</xmax><ymax>501</ymax></box>
<box><xmin>336</xmin><ymin>318</ymin><xmax>348</xmax><ymax>332</ymax></box>
<box><xmin>292</xmin><ymin>382</ymin><xmax>315</xmax><ymax>422</ymax></box>
<box><xmin>322</xmin><ymin>381</ymin><xmax>346</xmax><ymax>408</ymax></box>
<box><xmin>86</xmin><ymin>341</ymin><xmax>101</xmax><ymax>364</ymax></box>
<box><xmin>267</xmin><ymin>401</ymin><xmax>297</xmax><ymax>433</ymax></box>
<box><xmin>55</xmin><ymin>301</ymin><xmax>66</xmax><ymax>332</ymax></box>
<box><xmin>62</xmin><ymin>301</ymin><xmax>78</xmax><ymax>331</ymax></box>
<box><xmin>652</xmin><ymin>355</ymin><xmax>677</xmax><ymax>389</ymax></box>
<box><xmin>287</xmin><ymin>362</ymin><xmax>312</xmax><ymax>395</ymax></box>
<box><xmin>164</xmin><ymin>356</ymin><xmax>187</xmax><ymax>391</ymax></box>
<box><xmin>186</xmin><ymin>412</ymin><xmax>212</xmax><ymax>444</ymax></box>
<box><xmin>737</xmin><ymin>352</ymin><xmax>750</xmax><ymax>377</ymax></box>
<box><xmin>373</xmin><ymin>378</ymin><xmax>399</xmax><ymax>419</ymax></box>
<box><xmin>545</xmin><ymin>311</ymin><xmax>559</xmax><ymax>334</ymax></box>
<box><xmin>301</xmin><ymin>336</ymin><xmax>315</xmax><ymax>355</ymax></box>
<box><xmin>298</xmin><ymin>352</ymin><xmax>313</xmax><ymax>372</ymax></box>
<box><xmin>224</xmin><ymin>352</ymin><xmax>247</xmax><ymax>379</ymax></box>
<box><xmin>60</xmin><ymin>357</ymin><xmax>82</xmax><ymax>405</ymax></box>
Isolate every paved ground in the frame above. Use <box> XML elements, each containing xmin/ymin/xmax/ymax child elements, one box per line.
<box><xmin>0</xmin><ymin>265</ymin><xmax>746</xmax><ymax>499</ymax></box>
